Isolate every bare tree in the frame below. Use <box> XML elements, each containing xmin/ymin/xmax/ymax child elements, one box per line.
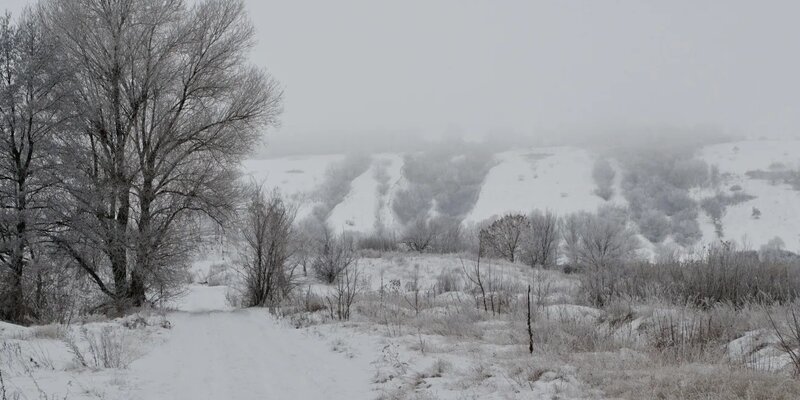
<box><xmin>0</xmin><ymin>12</ymin><xmax>66</xmax><ymax>323</ymax></box>
<box><xmin>401</xmin><ymin>217</ymin><xmax>439</xmax><ymax>253</ymax></box>
<box><xmin>521</xmin><ymin>210</ymin><xmax>560</xmax><ymax>268</ymax></box>
<box><xmin>311</xmin><ymin>226</ymin><xmax>357</xmax><ymax>284</ymax></box>
<box><xmin>561</xmin><ymin>211</ymin><xmax>639</xmax><ymax>271</ymax></box>
<box><xmin>481</xmin><ymin>213</ymin><xmax>528</xmax><ymax>262</ymax></box>
<box><xmin>41</xmin><ymin>0</ymin><xmax>281</xmax><ymax>311</ymax></box>
<box><xmin>237</xmin><ymin>186</ymin><xmax>296</xmax><ymax>307</ymax></box>
<box><xmin>462</xmin><ymin>236</ymin><xmax>488</xmax><ymax>312</ymax></box>
<box><xmin>326</xmin><ymin>264</ymin><xmax>361</xmax><ymax>321</ymax></box>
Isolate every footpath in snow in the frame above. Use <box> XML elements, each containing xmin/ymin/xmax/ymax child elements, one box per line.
<box><xmin>125</xmin><ymin>286</ymin><xmax>373</xmax><ymax>400</ymax></box>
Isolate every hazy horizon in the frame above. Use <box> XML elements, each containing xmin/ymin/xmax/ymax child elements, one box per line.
<box><xmin>5</xmin><ymin>0</ymin><xmax>800</xmax><ymax>156</ymax></box>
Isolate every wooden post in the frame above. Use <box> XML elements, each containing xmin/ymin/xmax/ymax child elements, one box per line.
<box><xmin>527</xmin><ymin>284</ymin><xmax>533</xmax><ymax>354</ymax></box>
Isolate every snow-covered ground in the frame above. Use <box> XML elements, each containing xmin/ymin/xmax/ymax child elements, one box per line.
<box><xmin>6</xmin><ymin>250</ymin><xmax>800</xmax><ymax>399</ymax></box>
<box><xmin>126</xmin><ymin>309</ymin><xmax>373</xmax><ymax>400</ymax></box>
<box><xmin>697</xmin><ymin>140</ymin><xmax>800</xmax><ymax>252</ymax></box>
<box><xmin>2</xmin><ymin>283</ymin><xmax>377</xmax><ymax>399</ymax></box>
<box><xmin>465</xmin><ymin>147</ymin><xmax>615</xmax><ymax>224</ymax></box>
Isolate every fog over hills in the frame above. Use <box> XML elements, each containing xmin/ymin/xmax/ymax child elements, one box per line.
<box><xmin>245</xmin><ymin>137</ymin><xmax>800</xmax><ymax>255</ymax></box>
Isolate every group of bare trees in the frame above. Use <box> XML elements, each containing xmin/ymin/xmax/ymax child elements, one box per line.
<box><xmin>0</xmin><ymin>0</ymin><xmax>281</xmax><ymax>323</ymax></box>
<box><xmin>479</xmin><ymin>211</ymin><xmax>560</xmax><ymax>268</ymax></box>
<box><xmin>479</xmin><ymin>207</ymin><xmax>639</xmax><ymax>271</ymax></box>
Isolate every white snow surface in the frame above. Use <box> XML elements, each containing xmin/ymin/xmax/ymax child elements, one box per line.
<box><xmin>242</xmin><ymin>154</ymin><xmax>343</xmax><ymax>220</ymax></box>
<box><xmin>698</xmin><ymin>140</ymin><xmax>800</xmax><ymax>252</ymax></box>
<box><xmin>126</xmin><ymin>308</ymin><xmax>372</xmax><ymax>400</ymax></box>
<box><xmin>327</xmin><ymin>159</ymin><xmax>381</xmax><ymax>232</ymax></box>
<box><xmin>465</xmin><ymin>147</ymin><xmax>612</xmax><ymax>223</ymax></box>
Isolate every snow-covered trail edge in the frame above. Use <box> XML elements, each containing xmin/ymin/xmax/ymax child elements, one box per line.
<box><xmin>124</xmin><ymin>301</ymin><xmax>373</xmax><ymax>399</ymax></box>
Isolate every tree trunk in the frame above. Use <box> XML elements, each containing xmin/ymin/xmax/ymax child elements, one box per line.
<box><xmin>6</xmin><ymin>175</ymin><xmax>28</xmax><ymax>323</ymax></box>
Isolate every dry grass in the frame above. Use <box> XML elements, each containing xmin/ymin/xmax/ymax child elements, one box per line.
<box><xmin>578</xmin><ymin>359</ymin><xmax>800</xmax><ymax>400</ymax></box>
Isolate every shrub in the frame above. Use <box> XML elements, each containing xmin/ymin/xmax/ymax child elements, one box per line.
<box><xmin>358</xmin><ymin>231</ymin><xmax>399</xmax><ymax>252</ymax></box>
<box><xmin>579</xmin><ymin>243</ymin><xmax>800</xmax><ymax>308</ymax></box>
<box><xmin>326</xmin><ymin>265</ymin><xmax>362</xmax><ymax>320</ymax></box>
<box><xmin>430</xmin><ymin>216</ymin><xmax>467</xmax><ymax>253</ymax></box>
<box><xmin>311</xmin><ymin>228</ymin><xmax>358</xmax><ymax>284</ymax></box>
<box><xmin>434</xmin><ymin>269</ymin><xmax>462</xmax><ymax>294</ymax></box>
<box><xmin>65</xmin><ymin>326</ymin><xmax>134</xmax><ymax>370</ymax></box>
<box><xmin>400</xmin><ymin>218</ymin><xmax>439</xmax><ymax>253</ymax></box>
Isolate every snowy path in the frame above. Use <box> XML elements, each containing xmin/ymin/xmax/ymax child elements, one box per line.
<box><xmin>125</xmin><ymin>287</ymin><xmax>373</xmax><ymax>400</ymax></box>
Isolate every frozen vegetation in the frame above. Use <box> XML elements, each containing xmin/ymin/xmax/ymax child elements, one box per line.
<box><xmin>3</xmin><ymin>0</ymin><xmax>800</xmax><ymax>398</ymax></box>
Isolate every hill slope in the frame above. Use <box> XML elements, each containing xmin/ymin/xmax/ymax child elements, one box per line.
<box><xmin>243</xmin><ymin>139</ymin><xmax>800</xmax><ymax>253</ymax></box>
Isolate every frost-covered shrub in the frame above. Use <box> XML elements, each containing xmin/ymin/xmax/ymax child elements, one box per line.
<box><xmin>434</xmin><ymin>269</ymin><xmax>462</xmax><ymax>294</ymax></box>
<box><xmin>311</xmin><ymin>229</ymin><xmax>358</xmax><ymax>284</ymax></box>
<box><xmin>582</xmin><ymin>244</ymin><xmax>800</xmax><ymax>308</ymax></box>
<box><xmin>394</xmin><ymin>216</ymin><xmax>466</xmax><ymax>255</ymax></box>
<box><xmin>357</xmin><ymin>231</ymin><xmax>399</xmax><ymax>252</ymax></box>
<box><xmin>431</xmin><ymin>216</ymin><xmax>467</xmax><ymax>253</ymax></box>
<box><xmin>65</xmin><ymin>326</ymin><xmax>136</xmax><ymax>370</ymax></box>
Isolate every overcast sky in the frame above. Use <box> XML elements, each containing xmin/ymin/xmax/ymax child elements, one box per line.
<box><xmin>5</xmin><ymin>0</ymin><xmax>800</xmax><ymax>153</ymax></box>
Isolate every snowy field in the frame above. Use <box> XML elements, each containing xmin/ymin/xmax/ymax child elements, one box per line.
<box><xmin>696</xmin><ymin>140</ymin><xmax>800</xmax><ymax>252</ymax></box>
<box><xmin>5</xmin><ymin>250</ymin><xmax>800</xmax><ymax>399</ymax></box>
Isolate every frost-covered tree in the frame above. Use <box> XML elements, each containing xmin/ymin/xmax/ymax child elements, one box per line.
<box><xmin>401</xmin><ymin>217</ymin><xmax>440</xmax><ymax>253</ymax></box>
<box><xmin>237</xmin><ymin>186</ymin><xmax>296</xmax><ymax>307</ymax></box>
<box><xmin>561</xmin><ymin>211</ymin><xmax>639</xmax><ymax>270</ymax></box>
<box><xmin>521</xmin><ymin>210</ymin><xmax>560</xmax><ymax>268</ymax></box>
<box><xmin>0</xmin><ymin>13</ymin><xmax>66</xmax><ymax>323</ymax></box>
<box><xmin>43</xmin><ymin>0</ymin><xmax>281</xmax><ymax>311</ymax></box>
<box><xmin>481</xmin><ymin>213</ymin><xmax>529</xmax><ymax>262</ymax></box>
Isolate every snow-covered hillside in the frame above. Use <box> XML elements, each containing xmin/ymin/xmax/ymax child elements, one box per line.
<box><xmin>464</xmin><ymin>147</ymin><xmax>623</xmax><ymax>224</ymax></box>
<box><xmin>697</xmin><ymin>140</ymin><xmax>800</xmax><ymax>252</ymax></box>
<box><xmin>243</xmin><ymin>140</ymin><xmax>800</xmax><ymax>253</ymax></box>
<box><xmin>242</xmin><ymin>154</ymin><xmax>343</xmax><ymax>220</ymax></box>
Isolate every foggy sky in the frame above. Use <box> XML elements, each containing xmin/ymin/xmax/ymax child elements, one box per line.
<box><xmin>5</xmin><ymin>0</ymin><xmax>800</xmax><ymax>154</ymax></box>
